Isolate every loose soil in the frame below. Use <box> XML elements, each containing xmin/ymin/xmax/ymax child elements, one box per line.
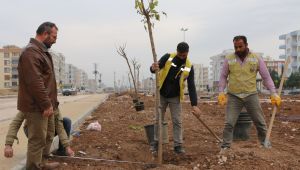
<box><xmin>52</xmin><ymin>93</ymin><xmax>300</xmax><ymax>170</ymax></box>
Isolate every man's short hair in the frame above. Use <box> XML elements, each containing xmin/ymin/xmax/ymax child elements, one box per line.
<box><xmin>36</xmin><ymin>22</ymin><xmax>58</xmax><ymax>35</ymax></box>
<box><xmin>233</xmin><ymin>35</ymin><xmax>247</xmax><ymax>44</ymax></box>
<box><xmin>177</xmin><ymin>42</ymin><xmax>189</xmax><ymax>53</ymax></box>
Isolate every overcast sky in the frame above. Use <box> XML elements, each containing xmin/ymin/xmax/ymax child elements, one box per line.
<box><xmin>1</xmin><ymin>0</ymin><xmax>299</xmax><ymax>86</ymax></box>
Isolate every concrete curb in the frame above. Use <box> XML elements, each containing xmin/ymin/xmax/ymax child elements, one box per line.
<box><xmin>12</xmin><ymin>94</ymin><xmax>109</xmax><ymax>170</ymax></box>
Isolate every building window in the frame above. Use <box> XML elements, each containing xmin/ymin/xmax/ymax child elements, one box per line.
<box><xmin>12</xmin><ymin>75</ymin><xmax>18</xmax><ymax>79</ymax></box>
<box><xmin>12</xmin><ymin>60</ymin><xmax>19</xmax><ymax>65</ymax></box>
<box><xmin>4</xmin><ymin>53</ymin><xmax>9</xmax><ymax>58</ymax></box>
<box><xmin>12</xmin><ymin>67</ymin><xmax>17</xmax><ymax>72</ymax></box>
<box><xmin>4</xmin><ymin>75</ymin><xmax>10</xmax><ymax>80</ymax></box>
<box><xmin>4</xmin><ymin>68</ymin><xmax>10</xmax><ymax>73</ymax></box>
<box><xmin>12</xmin><ymin>52</ymin><xmax>20</xmax><ymax>56</ymax></box>
<box><xmin>12</xmin><ymin>82</ymin><xmax>18</xmax><ymax>86</ymax></box>
<box><xmin>4</xmin><ymin>60</ymin><xmax>10</xmax><ymax>66</ymax></box>
<box><xmin>4</xmin><ymin>82</ymin><xmax>10</xmax><ymax>87</ymax></box>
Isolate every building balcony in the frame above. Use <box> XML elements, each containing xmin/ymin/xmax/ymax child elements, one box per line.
<box><xmin>279</xmin><ymin>34</ymin><xmax>286</xmax><ymax>40</ymax></box>
<box><xmin>291</xmin><ymin>51</ymin><xmax>298</xmax><ymax>56</ymax></box>
<box><xmin>290</xmin><ymin>61</ymin><xmax>299</xmax><ymax>68</ymax></box>
<box><xmin>290</xmin><ymin>31</ymin><xmax>299</xmax><ymax>36</ymax></box>
<box><xmin>279</xmin><ymin>44</ymin><xmax>286</xmax><ymax>49</ymax></box>
<box><xmin>291</xmin><ymin>41</ymin><xmax>298</xmax><ymax>47</ymax></box>
<box><xmin>279</xmin><ymin>54</ymin><xmax>286</xmax><ymax>59</ymax></box>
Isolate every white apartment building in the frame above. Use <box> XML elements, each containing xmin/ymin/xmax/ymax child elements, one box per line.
<box><xmin>279</xmin><ymin>30</ymin><xmax>300</xmax><ymax>75</ymax></box>
<box><xmin>209</xmin><ymin>49</ymin><xmax>263</xmax><ymax>91</ymax></box>
<box><xmin>49</xmin><ymin>50</ymin><xmax>66</xmax><ymax>88</ymax></box>
<box><xmin>193</xmin><ymin>64</ymin><xmax>209</xmax><ymax>91</ymax></box>
<box><xmin>65</xmin><ymin>64</ymin><xmax>77</xmax><ymax>86</ymax></box>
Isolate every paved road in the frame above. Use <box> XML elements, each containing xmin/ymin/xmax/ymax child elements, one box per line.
<box><xmin>0</xmin><ymin>95</ymin><xmax>89</xmax><ymax>123</ymax></box>
<box><xmin>0</xmin><ymin>94</ymin><xmax>108</xmax><ymax>170</ymax></box>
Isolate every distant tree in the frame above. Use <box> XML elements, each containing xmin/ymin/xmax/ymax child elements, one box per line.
<box><xmin>117</xmin><ymin>44</ymin><xmax>138</xmax><ymax>98</ymax></box>
<box><xmin>270</xmin><ymin>70</ymin><xmax>280</xmax><ymax>88</ymax></box>
<box><xmin>286</xmin><ymin>72</ymin><xmax>300</xmax><ymax>89</ymax></box>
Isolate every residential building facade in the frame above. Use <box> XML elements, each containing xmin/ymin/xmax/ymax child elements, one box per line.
<box><xmin>193</xmin><ymin>64</ymin><xmax>209</xmax><ymax>91</ymax></box>
<box><xmin>0</xmin><ymin>45</ymin><xmax>22</xmax><ymax>89</ymax></box>
<box><xmin>279</xmin><ymin>30</ymin><xmax>300</xmax><ymax>75</ymax></box>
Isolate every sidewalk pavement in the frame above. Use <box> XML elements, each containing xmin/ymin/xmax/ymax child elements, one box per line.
<box><xmin>0</xmin><ymin>93</ymin><xmax>108</xmax><ymax>170</ymax></box>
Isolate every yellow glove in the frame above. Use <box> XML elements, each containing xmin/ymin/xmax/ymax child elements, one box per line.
<box><xmin>270</xmin><ymin>93</ymin><xmax>281</xmax><ymax>107</ymax></box>
<box><xmin>218</xmin><ymin>92</ymin><xmax>227</xmax><ymax>106</ymax></box>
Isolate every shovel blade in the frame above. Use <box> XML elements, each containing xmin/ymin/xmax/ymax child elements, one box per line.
<box><xmin>263</xmin><ymin>140</ymin><xmax>272</xmax><ymax>148</ymax></box>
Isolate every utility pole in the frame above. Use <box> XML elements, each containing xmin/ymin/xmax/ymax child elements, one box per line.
<box><xmin>180</xmin><ymin>27</ymin><xmax>188</xmax><ymax>42</ymax></box>
<box><xmin>99</xmin><ymin>73</ymin><xmax>102</xmax><ymax>88</ymax></box>
<box><xmin>93</xmin><ymin>63</ymin><xmax>99</xmax><ymax>86</ymax></box>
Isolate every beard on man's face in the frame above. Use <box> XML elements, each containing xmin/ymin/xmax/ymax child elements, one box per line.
<box><xmin>43</xmin><ymin>39</ymin><xmax>52</xmax><ymax>49</ymax></box>
<box><xmin>43</xmin><ymin>35</ymin><xmax>53</xmax><ymax>49</ymax></box>
<box><xmin>43</xmin><ymin>42</ymin><xmax>52</xmax><ymax>49</ymax></box>
<box><xmin>235</xmin><ymin>50</ymin><xmax>248</xmax><ymax>58</ymax></box>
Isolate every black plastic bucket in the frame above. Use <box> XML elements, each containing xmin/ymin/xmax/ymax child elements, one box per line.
<box><xmin>135</xmin><ymin>101</ymin><xmax>145</xmax><ymax>111</ymax></box>
<box><xmin>233</xmin><ymin>112</ymin><xmax>253</xmax><ymax>141</ymax></box>
<box><xmin>133</xmin><ymin>99</ymin><xmax>139</xmax><ymax>104</ymax></box>
<box><xmin>144</xmin><ymin>124</ymin><xmax>154</xmax><ymax>144</ymax></box>
<box><xmin>144</xmin><ymin>123</ymin><xmax>168</xmax><ymax>144</ymax></box>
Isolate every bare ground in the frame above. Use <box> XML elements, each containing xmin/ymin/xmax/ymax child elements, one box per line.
<box><xmin>52</xmin><ymin>93</ymin><xmax>300</xmax><ymax>170</ymax></box>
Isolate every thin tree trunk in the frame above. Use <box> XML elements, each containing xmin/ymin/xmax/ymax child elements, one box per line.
<box><xmin>126</xmin><ymin>58</ymin><xmax>138</xmax><ymax>98</ymax></box>
<box><xmin>145</xmin><ymin>13</ymin><xmax>163</xmax><ymax>165</ymax></box>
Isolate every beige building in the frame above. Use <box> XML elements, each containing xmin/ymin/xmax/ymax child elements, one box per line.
<box><xmin>0</xmin><ymin>45</ymin><xmax>22</xmax><ymax>89</ymax></box>
<box><xmin>0</xmin><ymin>46</ymin><xmax>68</xmax><ymax>90</ymax></box>
<box><xmin>65</xmin><ymin>64</ymin><xmax>88</xmax><ymax>90</ymax></box>
<box><xmin>75</xmin><ymin>69</ymin><xmax>88</xmax><ymax>90</ymax></box>
<box><xmin>87</xmin><ymin>79</ymin><xmax>97</xmax><ymax>93</ymax></box>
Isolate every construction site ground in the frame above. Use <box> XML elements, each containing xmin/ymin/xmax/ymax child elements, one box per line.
<box><xmin>53</xmin><ymin>93</ymin><xmax>300</xmax><ymax>170</ymax></box>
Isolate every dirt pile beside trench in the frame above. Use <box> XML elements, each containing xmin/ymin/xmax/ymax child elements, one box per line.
<box><xmin>53</xmin><ymin>93</ymin><xmax>300</xmax><ymax>170</ymax></box>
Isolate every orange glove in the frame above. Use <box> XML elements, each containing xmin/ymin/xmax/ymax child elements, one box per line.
<box><xmin>218</xmin><ymin>93</ymin><xmax>227</xmax><ymax>106</ymax></box>
<box><xmin>270</xmin><ymin>93</ymin><xmax>281</xmax><ymax>107</ymax></box>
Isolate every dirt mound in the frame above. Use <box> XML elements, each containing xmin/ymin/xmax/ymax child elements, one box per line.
<box><xmin>52</xmin><ymin>94</ymin><xmax>300</xmax><ymax>170</ymax></box>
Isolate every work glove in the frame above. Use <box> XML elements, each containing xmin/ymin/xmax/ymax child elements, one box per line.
<box><xmin>218</xmin><ymin>92</ymin><xmax>227</xmax><ymax>106</ymax></box>
<box><xmin>270</xmin><ymin>93</ymin><xmax>281</xmax><ymax>107</ymax></box>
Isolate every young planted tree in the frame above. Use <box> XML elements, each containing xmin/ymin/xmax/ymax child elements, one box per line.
<box><xmin>131</xmin><ymin>58</ymin><xmax>138</xmax><ymax>91</ymax></box>
<box><xmin>136</xmin><ymin>64</ymin><xmax>141</xmax><ymax>92</ymax></box>
<box><xmin>117</xmin><ymin>44</ymin><xmax>138</xmax><ymax>99</ymax></box>
<box><xmin>135</xmin><ymin>0</ymin><xmax>166</xmax><ymax>164</ymax></box>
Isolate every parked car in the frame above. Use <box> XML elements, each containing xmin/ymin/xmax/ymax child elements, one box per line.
<box><xmin>62</xmin><ymin>88</ymin><xmax>77</xmax><ymax>96</ymax></box>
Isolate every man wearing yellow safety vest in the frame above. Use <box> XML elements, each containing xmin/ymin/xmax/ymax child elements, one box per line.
<box><xmin>218</xmin><ymin>35</ymin><xmax>281</xmax><ymax>152</ymax></box>
<box><xmin>150</xmin><ymin>42</ymin><xmax>200</xmax><ymax>154</ymax></box>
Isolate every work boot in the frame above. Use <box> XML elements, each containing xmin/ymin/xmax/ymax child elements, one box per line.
<box><xmin>40</xmin><ymin>162</ymin><xmax>60</xmax><ymax>170</ymax></box>
<box><xmin>174</xmin><ymin>146</ymin><xmax>185</xmax><ymax>154</ymax></box>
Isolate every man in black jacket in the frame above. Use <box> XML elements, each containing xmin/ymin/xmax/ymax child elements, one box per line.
<box><xmin>150</xmin><ymin>42</ymin><xmax>200</xmax><ymax>154</ymax></box>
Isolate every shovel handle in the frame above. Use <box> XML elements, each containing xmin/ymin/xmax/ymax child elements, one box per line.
<box><xmin>191</xmin><ymin>112</ymin><xmax>222</xmax><ymax>143</ymax></box>
<box><xmin>265</xmin><ymin>56</ymin><xmax>290</xmax><ymax>144</ymax></box>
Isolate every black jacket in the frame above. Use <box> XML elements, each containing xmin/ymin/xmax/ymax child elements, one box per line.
<box><xmin>150</xmin><ymin>53</ymin><xmax>197</xmax><ymax>106</ymax></box>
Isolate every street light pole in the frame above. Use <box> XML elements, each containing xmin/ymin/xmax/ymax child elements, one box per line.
<box><xmin>180</xmin><ymin>27</ymin><xmax>188</xmax><ymax>42</ymax></box>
